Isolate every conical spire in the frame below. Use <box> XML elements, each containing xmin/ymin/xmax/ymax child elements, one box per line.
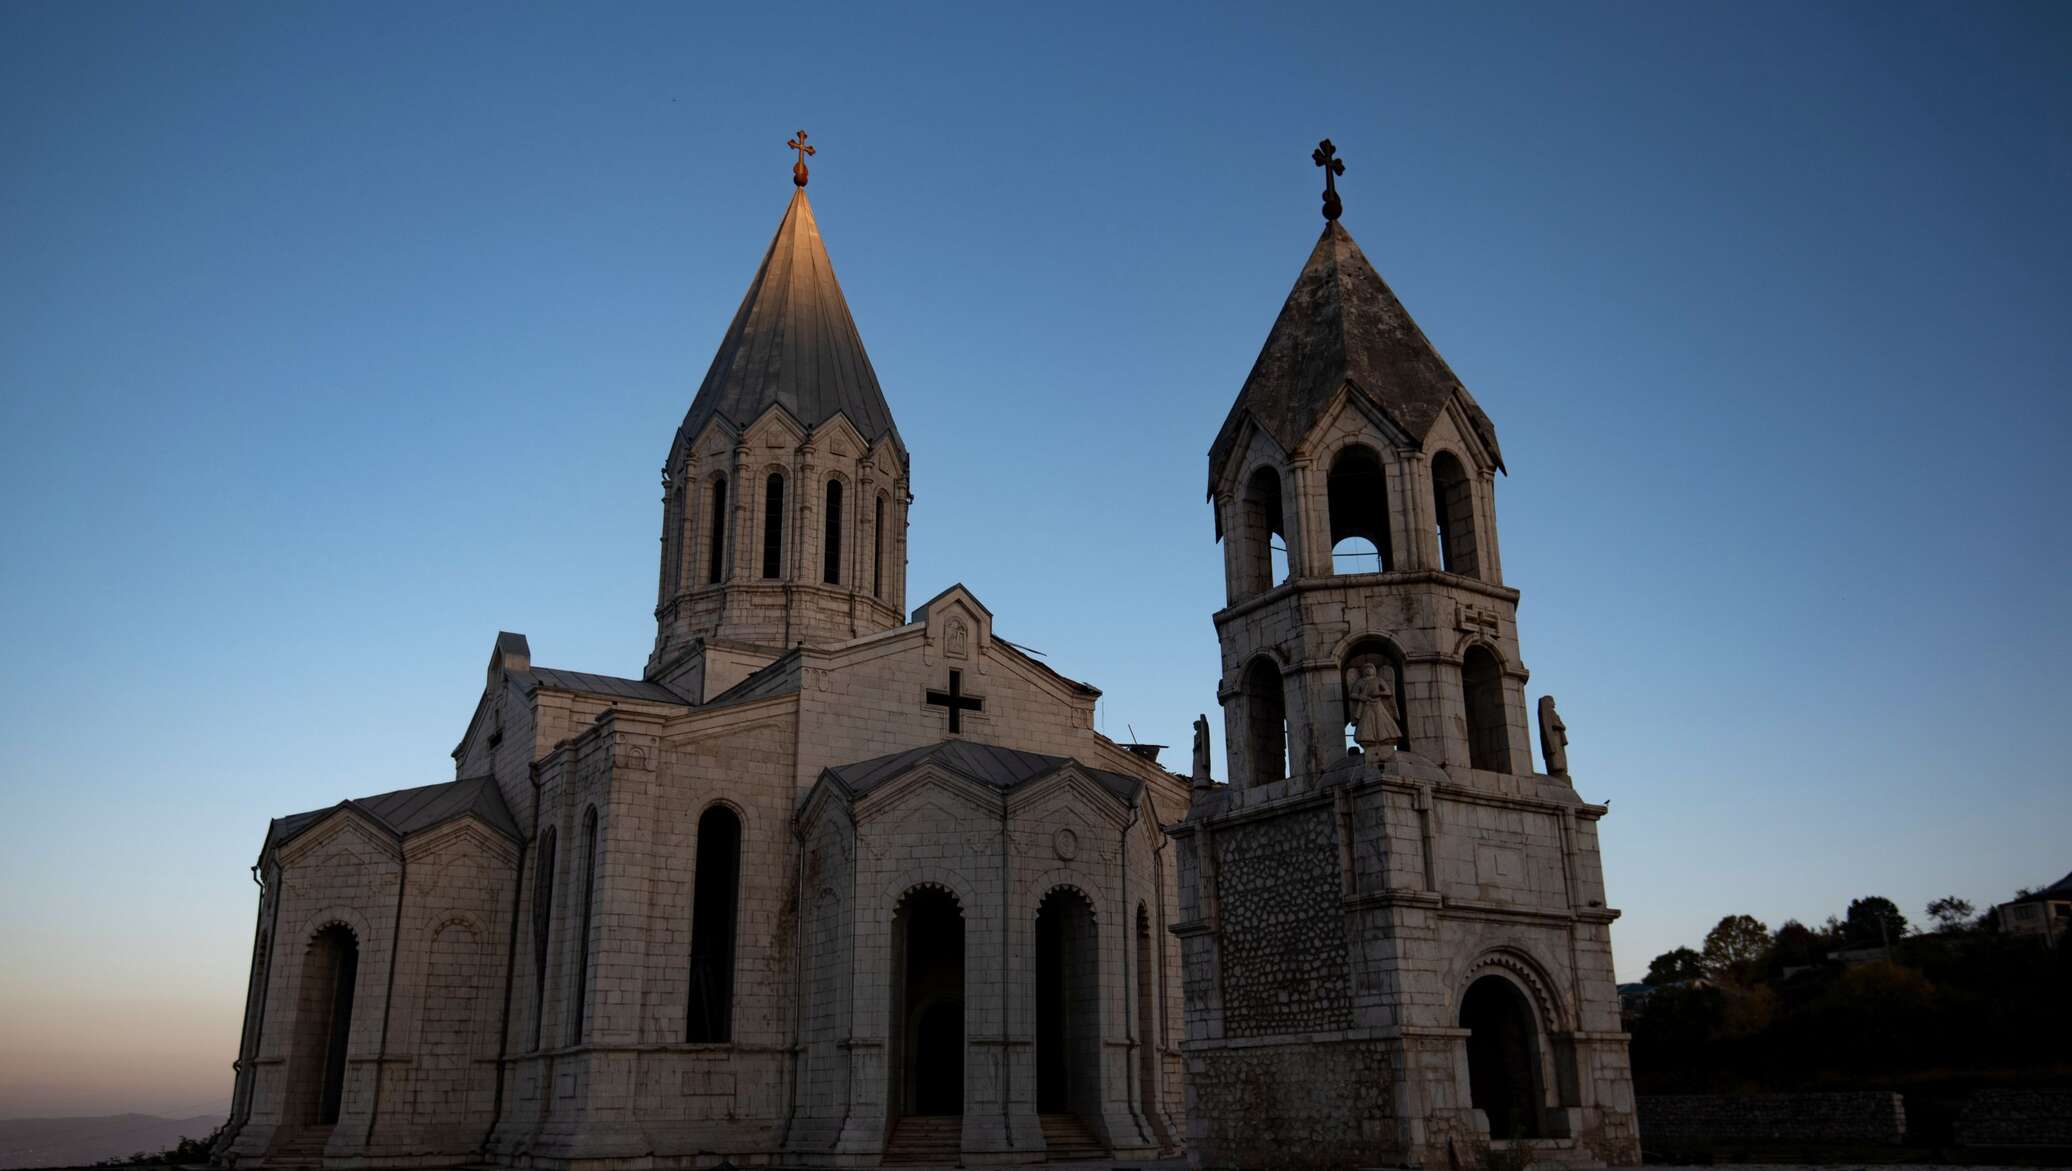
<box><xmin>678</xmin><ymin>189</ymin><xmax>905</xmax><ymax>462</ymax></box>
<box><xmin>1207</xmin><ymin>219</ymin><xmax>1502</xmax><ymax>497</ymax></box>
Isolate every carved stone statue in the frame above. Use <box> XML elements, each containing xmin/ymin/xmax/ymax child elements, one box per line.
<box><xmin>1191</xmin><ymin>713</ymin><xmax>1212</xmax><ymax>786</ymax></box>
<box><xmin>1538</xmin><ymin>695</ymin><xmax>1569</xmax><ymax>777</ymax></box>
<box><xmin>1346</xmin><ymin>663</ymin><xmax>1401</xmax><ymax>757</ymax></box>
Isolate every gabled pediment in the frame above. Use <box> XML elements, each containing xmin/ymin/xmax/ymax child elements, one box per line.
<box><xmin>911</xmin><ymin>583</ymin><xmax>992</xmax><ymax>662</ymax></box>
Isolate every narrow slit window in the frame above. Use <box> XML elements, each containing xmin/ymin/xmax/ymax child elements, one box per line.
<box><xmin>823</xmin><ymin>479</ymin><xmax>844</xmax><ymax>585</ymax></box>
<box><xmin>705</xmin><ymin>478</ymin><xmax>728</xmax><ymax>584</ymax></box>
<box><xmin>762</xmin><ymin>473</ymin><xmax>785</xmax><ymax>579</ymax></box>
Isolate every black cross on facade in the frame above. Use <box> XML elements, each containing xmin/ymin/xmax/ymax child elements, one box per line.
<box><xmin>925</xmin><ymin>669</ymin><xmax>985</xmax><ymax>733</ymax></box>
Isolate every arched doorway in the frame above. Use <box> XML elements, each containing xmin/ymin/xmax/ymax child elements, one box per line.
<box><xmin>1035</xmin><ymin>888</ymin><xmax>1101</xmax><ymax>1124</ymax></box>
<box><xmin>1460</xmin><ymin>975</ymin><xmax>1543</xmax><ymax>1140</ymax></box>
<box><xmin>289</xmin><ymin>924</ymin><xmax>359</xmax><ymax>1126</ymax></box>
<box><xmin>890</xmin><ymin>887</ymin><xmax>964</xmax><ymax>1117</ymax></box>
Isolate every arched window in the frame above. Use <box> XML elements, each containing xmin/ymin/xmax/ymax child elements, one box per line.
<box><xmin>1238</xmin><ymin>466</ymin><xmax>1288</xmax><ymax>596</ymax></box>
<box><xmin>1461</xmin><ymin>645</ymin><xmax>1511</xmax><ymax>772</ymax></box>
<box><xmin>569</xmin><ymin>807</ymin><xmax>598</xmax><ymax>1046</ymax></box>
<box><xmin>686</xmin><ymin>806</ymin><xmax>742</xmax><ymax>1043</ymax></box>
<box><xmin>762</xmin><ymin>473</ymin><xmax>786</xmax><ymax>579</ymax></box>
<box><xmin>873</xmin><ymin>493</ymin><xmax>888</xmax><ymax>599</ymax></box>
<box><xmin>1342</xmin><ymin>636</ymin><xmax>1410</xmax><ymax>753</ymax></box>
<box><xmin>529</xmin><ymin>826</ymin><xmax>557</xmax><ymax>1051</ymax></box>
<box><xmin>823</xmin><ymin>478</ymin><xmax>844</xmax><ymax>585</ymax></box>
<box><xmin>1329</xmin><ymin>444</ymin><xmax>1392</xmax><ymax>574</ymax></box>
<box><xmin>1240</xmin><ymin>656</ymin><xmax>1288</xmax><ymax>784</ymax></box>
<box><xmin>1432</xmin><ymin>452</ymin><xmax>1480</xmax><ymax>578</ymax></box>
<box><xmin>705</xmin><ymin>478</ymin><xmax>728</xmax><ymax>584</ymax></box>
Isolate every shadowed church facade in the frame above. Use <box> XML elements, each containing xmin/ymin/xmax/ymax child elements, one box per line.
<box><xmin>217</xmin><ymin>139</ymin><xmax>1636</xmax><ymax>1171</ymax></box>
<box><xmin>219</xmin><ymin>147</ymin><xmax>1188</xmax><ymax>1170</ymax></box>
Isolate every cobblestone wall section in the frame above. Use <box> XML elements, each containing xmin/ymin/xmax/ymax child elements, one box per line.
<box><xmin>1183</xmin><ymin>1039</ymin><xmax>1399</xmax><ymax>1168</ymax></box>
<box><xmin>1636</xmin><ymin>1092</ymin><xmax>1905</xmax><ymax>1143</ymax></box>
<box><xmin>1213</xmin><ymin>805</ymin><xmax>1350</xmax><ymax>1037</ymax></box>
<box><xmin>1955</xmin><ymin>1089</ymin><xmax>2072</xmax><ymax>1147</ymax></box>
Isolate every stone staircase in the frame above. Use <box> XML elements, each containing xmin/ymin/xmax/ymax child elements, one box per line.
<box><xmin>881</xmin><ymin>1115</ymin><xmax>963</xmax><ymax>1166</ymax></box>
<box><xmin>1039</xmin><ymin>1113</ymin><xmax>1107</xmax><ymax>1162</ymax></box>
<box><xmin>265</xmin><ymin>1125</ymin><xmax>332</xmax><ymax>1168</ymax></box>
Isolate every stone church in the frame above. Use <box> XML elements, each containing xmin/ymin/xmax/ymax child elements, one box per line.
<box><xmin>216</xmin><ymin>139</ymin><xmax>1636</xmax><ymax>1171</ymax></box>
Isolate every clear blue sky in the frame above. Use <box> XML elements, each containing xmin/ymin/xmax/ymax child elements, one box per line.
<box><xmin>2</xmin><ymin>1</ymin><xmax>2066</xmax><ymax>1119</ymax></box>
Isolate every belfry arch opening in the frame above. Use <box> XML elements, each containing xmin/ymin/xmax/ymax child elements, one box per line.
<box><xmin>1461</xmin><ymin>645</ymin><xmax>1511</xmax><ymax>773</ymax></box>
<box><xmin>1237</xmin><ymin>466</ymin><xmax>1289</xmax><ymax>595</ymax></box>
<box><xmin>1328</xmin><ymin>444</ymin><xmax>1392</xmax><ymax>574</ymax></box>
<box><xmin>1432</xmin><ymin>451</ymin><xmax>1480</xmax><ymax>578</ymax></box>
<box><xmin>1460</xmin><ymin>974</ymin><xmax>1544</xmax><ymax>1140</ymax></box>
<box><xmin>289</xmin><ymin>924</ymin><xmax>359</xmax><ymax>1127</ymax></box>
<box><xmin>1240</xmin><ymin>656</ymin><xmax>1289</xmax><ymax>784</ymax></box>
<box><xmin>890</xmin><ymin>887</ymin><xmax>964</xmax><ymax>1117</ymax></box>
<box><xmin>1036</xmin><ymin>888</ymin><xmax>1102</xmax><ymax>1127</ymax></box>
<box><xmin>1342</xmin><ymin>637</ymin><xmax>1409</xmax><ymax>754</ymax></box>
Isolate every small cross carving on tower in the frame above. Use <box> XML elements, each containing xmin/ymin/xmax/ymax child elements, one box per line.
<box><xmin>925</xmin><ymin>669</ymin><xmax>985</xmax><ymax>734</ymax></box>
<box><xmin>1313</xmin><ymin>138</ymin><xmax>1345</xmax><ymax>221</ymax></box>
<box><xmin>788</xmin><ymin>129</ymin><xmax>816</xmax><ymax>188</ymax></box>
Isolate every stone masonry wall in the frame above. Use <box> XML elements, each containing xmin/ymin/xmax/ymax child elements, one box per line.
<box><xmin>1184</xmin><ymin>1038</ymin><xmax>1399</xmax><ymax>1169</ymax></box>
<box><xmin>1636</xmin><ymin>1092</ymin><xmax>1905</xmax><ymax>1143</ymax></box>
<box><xmin>1955</xmin><ymin>1089</ymin><xmax>2072</xmax><ymax>1148</ymax></box>
<box><xmin>1213</xmin><ymin>804</ymin><xmax>1349</xmax><ymax>1037</ymax></box>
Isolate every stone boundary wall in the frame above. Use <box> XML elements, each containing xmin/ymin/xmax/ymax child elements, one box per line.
<box><xmin>1637</xmin><ymin>1092</ymin><xmax>1904</xmax><ymax>1143</ymax></box>
<box><xmin>1956</xmin><ymin>1089</ymin><xmax>2072</xmax><ymax>1147</ymax></box>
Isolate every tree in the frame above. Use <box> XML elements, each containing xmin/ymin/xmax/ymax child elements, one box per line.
<box><xmin>1771</xmin><ymin>919</ymin><xmax>1823</xmax><ymax>969</ymax></box>
<box><xmin>1645</xmin><ymin>946</ymin><xmax>1706</xmax><ymax>985</ymax></box>
<box><xmin>1701</xmin><ymin>914</ymin><xmax>1771</xmax><ymax>980</ymax></box>
<box><xmin>1843</xmin><ymin>895</ymin><xmax>1909</xmax><ymax>947</ymax></box>
<box><xmin>1926</xmin><ymin>896</ymin><xmax>1976</xmax><ymax>934</ymax></box>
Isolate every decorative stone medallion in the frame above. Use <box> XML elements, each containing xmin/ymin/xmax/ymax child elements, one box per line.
<box><xmin>1053</xmin><ymin>827</ymin><xmax>1079</xmax><ymax>861</ymax></box>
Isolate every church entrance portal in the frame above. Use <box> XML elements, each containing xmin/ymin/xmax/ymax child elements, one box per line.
<box><xmin>891</xmin><ymin>888</ymin><xmax>964</xmax><ymax>1117</ymax></box>
<box><xmin>1460</xmin><ymin>974</ymin><xmax>1543</xmax><ymax>1139</ymax></box>
<box><xmin>1035</xmin><ymin>888</ymin><xmax>1100</xmax><ymax>1119</ymax></box>
<box><xmin>289</xmin><ymin>924</ymin><xmax>359</xmax><ymax>1127</ymax></box>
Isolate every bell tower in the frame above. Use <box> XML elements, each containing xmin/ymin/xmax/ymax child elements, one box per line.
<box><xmin>1208</xmin><ymin>138</ymin><xmax>1523</xmax><ymax>787</ymax></box>
<box><xmin>1175</xmin><ymin>140</ymin><xmax>1639</xmax><ymax>1171</ymax></box>
<box><xmin>648</xmin><ymin>134</ymin><xmax>912</xmax><ymax>683</ymax></box>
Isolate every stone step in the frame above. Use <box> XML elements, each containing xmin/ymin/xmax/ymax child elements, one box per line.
<box><xmin>882</xmin><ymin>1115</ymin><xmax>963</xmax><ymax>1167</ymax></box>
<box><xmin>1038</xmin><ymin>1113</ymin><xmax>1107</xmax><ymax>1161</ymax></box>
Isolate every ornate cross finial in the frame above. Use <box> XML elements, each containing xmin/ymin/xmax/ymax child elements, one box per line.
<box><xmin>1312</xmin><ymin>138</ymin><xmax>1345</xmax><ymax>221</ymax></box>
<box><xmin>788</xmin><ymin>129</ymin><xmax>816</xmax><ymax>188</ymax></box>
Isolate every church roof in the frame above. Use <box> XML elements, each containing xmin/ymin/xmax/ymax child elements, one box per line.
<box><xmin>822</xmin><ymin>740</ymin><xmax>1139</xmax><ymax>804</ymax></box>
<box><xmin>267</xmin><ymin>775</ymin><xmax>520</xmax><ymax>855</ymax></box>
<box><xmin>512</xmin><ymin>664</ymin><xmax>693</xmax><ymax>706</ymax></box>
<box><xmin>1206</xmin><ymin>219</ymin><xmax>1502</xmax><ymax>497</ymax></box>
<box><xmin>677</xmin><ymin>189</ymin><xmax>905</xmax><ymax>462</ymax></box>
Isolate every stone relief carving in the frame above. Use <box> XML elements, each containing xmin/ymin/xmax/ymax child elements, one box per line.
<box><xmin>946</xmin><ymin>617</ymin><xmax>969</xmax><ymax>659</ymax></box>
<box><xmin>1346</xmin><ymin>663</ymin><xmax>1401</xmax><ymax>757</ymax></box>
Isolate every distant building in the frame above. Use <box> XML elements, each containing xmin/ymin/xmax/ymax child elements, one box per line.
<box><xmin>1994</xmin><ymin>870</ymin><xmax>2071</xmax><ymax>946</ymax></box>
